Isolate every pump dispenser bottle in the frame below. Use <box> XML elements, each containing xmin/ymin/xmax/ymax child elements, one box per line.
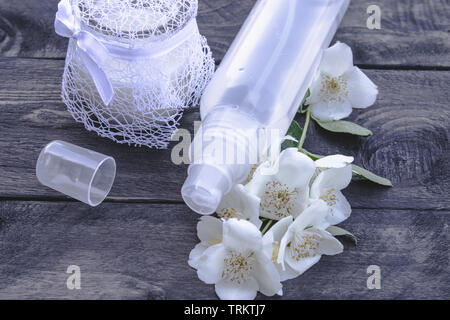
<box><xmin>182</xmin><ymin>0</ymin><xmax>350</xmax><ymax>214</ymax></box>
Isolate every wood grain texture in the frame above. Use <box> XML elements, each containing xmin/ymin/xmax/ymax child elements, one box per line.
<box><xmin>0</xmin><ymin>201</ymin><xmax>448</xmax><ymax>300</ymax></box>
<box><xmin>0</xmin><ymin>0</ymin><xmax>449</xmax><ymax>66</ymax></box>
<box><xmin>0</xmin><ymin>58</ymin><xmax>449</xmax><ymax>211</ymax></box>
<box><xmin>0</xmin><ymin>0</ymin><xmax>448</xmax><ymax>301</ymax></box>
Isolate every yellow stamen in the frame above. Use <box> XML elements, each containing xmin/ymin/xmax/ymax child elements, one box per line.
<box><xmin>291</xmin><ymin>233</ymin><xmax>320</xmax><ymax>261</ymax></box>
<box><xmin>222</xmin><ymin>251</ymin><xmax>255</xmax><ymax>284</ymax></box>
<box><xmin>320</xmin><ymin>188</ymin><xmax>337</xmax><ymax>206</ymax></box>
<box><xmin>272</xmin><ymin>241</ymin><xmax>280</xmax><ymax>264</ymax></box>
<box><xmin>217</xmin><ymin>207</ymin><xmax>238</xmax><ymax>219</ymax></box>
<box><xmin>320</xmin><ymin>74</ymin><xmax>348</xmax><ymax>103</ymax></box>
<box><xmin>260</xmin><ymin>180</ymin><xmax>299</xmax><ymax>218</ymax></box>
<box><xmin>246</xmin><ymin>164</ymin><xmax>258</xmax><ymax>183</ymax></box>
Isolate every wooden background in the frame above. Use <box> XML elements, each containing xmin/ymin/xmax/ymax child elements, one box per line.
<box><xmin>0</xmin><ymin>0</ymin><xmax>449</xmax><ymax>299</ymax></box>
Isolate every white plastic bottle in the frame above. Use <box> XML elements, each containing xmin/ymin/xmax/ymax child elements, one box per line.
<box><xmin>182</xmin><ymin>0</ymin><xmax>350</xmax><ymax>214</ymax></box>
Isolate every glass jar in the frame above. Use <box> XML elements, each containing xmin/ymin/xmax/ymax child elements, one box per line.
<box><xmin>59</xmin><ymin>0</ymin><xmax>214</xmax><ymax>148</ymax></box>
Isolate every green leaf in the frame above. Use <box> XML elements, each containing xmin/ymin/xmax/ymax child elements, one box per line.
<box><xmin>352</xmin><ymin>164</ymin><xmax>393</xmax><ymax>187</ymax></box>
<box><xmin>281</xmin><ymin>138</ymin><xmax>298</xmax><ymax>151</ymax></box>
<box><xmin>281</xmin><ymin>120</ymin><xmax>303</xmax><ymax>151</ymax></box>
<box><xmin>313</xmin><ymin>118</ymin><xmax>373</xmax><ymax>137</ymax></box>
<box><xmin>326</xmin><ymin>226</ymin><xmax>358</xmax><ymax>245</ymax></box>
<box><xmin>286</xmin><ymin>120</ymin><xmax>303</xmax><ymax>140</ymax></box>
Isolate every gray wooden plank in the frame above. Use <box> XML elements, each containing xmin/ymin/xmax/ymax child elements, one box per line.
<box><xmin>0</xmin><ymin>0</ymin><xmax>449</xmax><ymax>66</ymax></box>
<box><xmin>0</xmin><ymin>57</ymin><xmax>449</xmax><ymax>211</ymax></box>
<box><xmin>0</xmin><ymin>201</ymin><xmax>447</xmax><ymax>299</ymax></box>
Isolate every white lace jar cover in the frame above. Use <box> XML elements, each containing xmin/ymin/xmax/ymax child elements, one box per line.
<box><xmin>55</xmin><ymin>0</ymin><xmax>214</xmax><ymax>148</ymax></box>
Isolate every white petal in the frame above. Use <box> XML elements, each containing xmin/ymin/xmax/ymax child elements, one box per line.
<box><xmin>222</xmin><ymin>219</ymin><xmax>262</xmax><ymax>253</ymax></box>
<box><xmin>267</xmin><ymin>216</ymin><xmax>293</xmax><ymax>242</ymax></box>
<box><xmin>283</xmin><ymin>135</ymin><xmax>299</xmax><ymax>144</ymax></box>
<box><xmin>217</xmin><ymin>184</ymin><xmax>262</xmax><ymax>228</ymax></box>
<box><xmin>290</xmin><ymin>200</ymin><xmax>329</xmax><ymax>232</ymax></box>
<box><xmin>310</xmin><ymin>101</ymin><xmax>335</xmax><ymax>121</ymax></box>
<box><xmin>197</xmin><ymin>216</ymin><xmax>223</xmax><ymax>243</ymax></box>
<box><xmin>188</xmin><ymin>243</ymin><xmax>208</xmax><ymax>270</ymax></box>
<box><xmin>307</xmin><ymin>73</ymin><xmax>323</xmax><ymax>104</ymax></box>
<box><xmin>276</xmin><ymin>148</ymin><xmax>316</xmax><ymax>190</ymax></box>
<box><xmin>235</xmin><ymin>184</ymin><xmax>262</xmax><ymax>228</ymax></box>
<box><xmin>279</xmin><ymin>262</ymin><xmax>301</xmax><ymax>281</ymax></box>
<box><xmin>327</xmin><ymin>190</ymin><xmax>352</xmax><ymax>225</ymax></box>
<box><xmin>245</xmin><ymin>162</ymin><xmax>275</xmax><ymax>197</ymax></box>
<box><xmin>247</xmin><ymin>149</ymin><xmax>315</xmax><ymax>195</ymax></box>
<box><xmin>315</xmin><ymin>155</ymin><xmax>354</xmax><ymax>169</ymax></box>
<box><xmin>262</xmin><ymin>231</ymin><xmax>275</xmax><ymax>260</ymax></box>
<box><xmin>314</xmin><ymin>229</ymin><xmax>344</xmax><ymax>255</ymax></box>
<box><xmin>253</xmin><ymin>253</ymin><xmax>282</xmax><ymax>296</ymax></box>
<box><xmin>329</xmin><ymin>100</ymin><xmax>354</xmax><ymax>120</ymax></box>
<box><xmin>216</xmin><ymin>186</ymin><xmax>241</xmax><ymax>214</ymax></box>
<box><xmin>276</xmin><ymin>227</ymin><xmax>294</xmax><ymax>268</ymax></box>
<box><xmin>275</xmin><ymin>200</ymin><xmax>329</xmax><ymax>269</ymax></box>
<box><xmin>310</xmin><ymin>165</ymin><xmax>353</xmax><ymax>198</ymax></box>
<box><xmin>345</xmin><ymin>66</ymin><xmax>378</xmax><ymax>108</ymax></box>
<box><xmin>285</xmin><ymin>254</ymin><xmax>321</xmax><ymax>275</ymax></box>
<box><xmin>311</xmin><ymin>100</ymin><xmax>353</xmax><ymax>121</ymax></box>
<box><xmin>320</xmin><ymin>42</ymin><xmax>354</xmax><ymax>77</ymax></box>
<box><xmin>246</xmin><ymin>149</ymin><xmax>315</xmax><ymax>220</ymax></box>
<box><xmin>215</xmin><ymin>278</ymin><xmax>259</xmax><ymax>300</ymax></box>
<box><xmin>196</xmin><ymin>244</ymin><xmax>227</xmax><ymax>284</ymax></box>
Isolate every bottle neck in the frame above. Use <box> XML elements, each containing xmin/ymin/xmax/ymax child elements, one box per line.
<box><xmin>182</xmin><ymin>163</ymin><xmax>233</xmax><ymax>215</ymax></box>
<box><xmin>182</xmin><ymin>107</ymin><xmax>260</xmax><ymax>214</ymax></box>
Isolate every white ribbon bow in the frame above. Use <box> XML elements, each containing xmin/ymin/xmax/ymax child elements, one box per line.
<box><xmin>55</xmin><ymin>0</ymin><xmax>114</xmax><ymax>105</ymax></box>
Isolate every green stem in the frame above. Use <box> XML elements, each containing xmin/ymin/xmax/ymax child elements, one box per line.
<box><xmin>300</xmin><ymin>148</ymin><xmax>322</xmax><ymax>160</ymax></box>
<box><xmin>298</xmin><ymin>110</ymin><xmax>311</xmax><ymax>151</ymax></box>
<box><xmin>261</xmin><ymin>219</ymin><xmax>274</xmax><ymax>234</ymax></box>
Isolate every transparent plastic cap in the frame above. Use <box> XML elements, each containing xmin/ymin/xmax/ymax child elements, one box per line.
<box><xmin>181</xmin><ymin>164</ymin><xmax>232</xmax><ymax>215</ymax></box>
<box><xmin>36</xmin><ymin>140</ymin><xmax>116</xmax><ymax>206</ymax></box>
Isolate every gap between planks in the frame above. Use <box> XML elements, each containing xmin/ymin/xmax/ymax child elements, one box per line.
<box><xmin>1</xmin><ymin>55</ymin><xmax>449</xmax><ymax>72</ymax></box>
<box><xmin>0</xmin><ymin>196</ymin><xmax>448</xmax><ymax>213</ymax></box>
